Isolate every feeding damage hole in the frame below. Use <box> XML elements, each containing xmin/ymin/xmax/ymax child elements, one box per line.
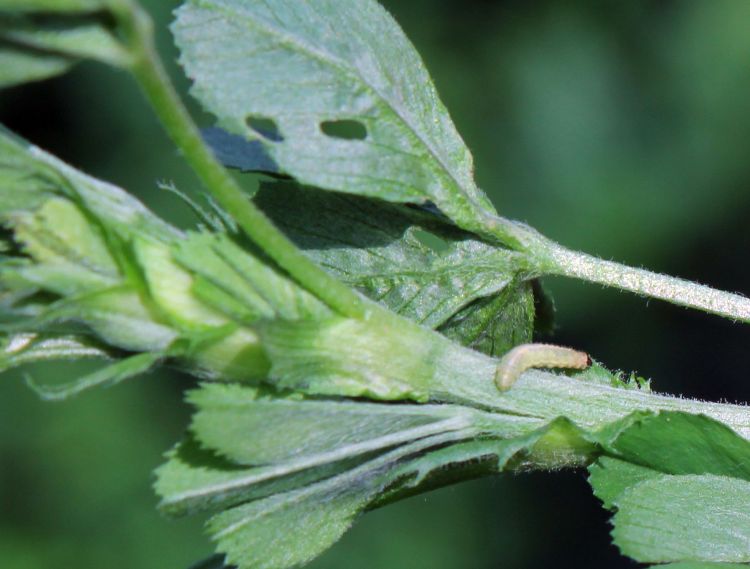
<box><xmin>246</xmin><ymin>116</ymin><xmax>284</xmax><ymax>142</ymax></box>
<box><xmin>320</xmin><ymin>119</ymin><xmax>368</xmax><ymax>140</ymax></box>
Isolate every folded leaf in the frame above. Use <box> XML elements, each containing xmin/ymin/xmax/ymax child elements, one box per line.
<box><xmin>0</xmin><ymin>127</ymin><xmax>179</xmax><ymax>241</ymax></box>
<box><xmin>188</xmin><ymin>383</ymin><xmax>476</xmax><ymax>466</ymax></box>
<box><xmin>201</xmin><ymin>417</ymin><xmax>594</xmax><ymax>569</ymax></box>
<box><xmin>174</xmin><ymin>232</ymin><xmax>329</xmax><ymax>324</ymax></box>
<box><xmin>600</xmin><ymin>411</ymin><xmax>750</xmax><ymax>480</ymax></box>
<box><xmin>206</xmin><ymin>428</ymin><xmax>481</xmax><ymax>569</ymax></box>
<box><xmin>254</xmin><ymin>182</ymin><xmax>534</xmax><ymax>355</ymax></box>
<box><xmin>156</xmin><ymin>383</ymin><xmax>544</xmax><ymax>521</ymax></box>
<box><xmin>0</xmin><ymin>13</ymin><xmax>128</xmax><ymax>63</ymax></box>
<box><xmin>0</xmin><ymin>128</ymin><xmax>271</xmax><ymax>392</ymax></box>
<box><xmin>27</xmin><ymin>350</ymin><xmax>163</xmax><ymax>401</ymax></box>
<box><xmin>438</xmin><ymin>280</ymin><xmax>534</xmax><ymax>357</ymax></box>
<box><xmin>154</xmin><ymin>436</ymin><xmax>365</xmax><ymax>517</ymax></box>
<box><xmin>0</xmin><ymin>332</ymin><xmax>115</xmax><ymax>370</ymax></box>
<box><xmin>258</xmin><ymin>313</ymin><xmax>499</xmax><ymax>402</ymax></box>
<box><xmin>0</xmin><ymin>46</ymin><xmax>72</xmax><ymax>88</ymax></box>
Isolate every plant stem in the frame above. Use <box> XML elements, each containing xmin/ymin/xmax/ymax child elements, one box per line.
<box><xmin>111</xmin><ymin>1</ymin><xmax>367</xmax><ymax>319</ymax></box>
<box><xmin>477</xmin><ymin>209</ymin><xmax>750</xmax><ymax>324</ymax></box>
<box><xmin>506</xmin><ymin>371</ymin><xmax>750</xmax><ymax>438</ymax></box>
<box><xmin>543</xmin><ymin>243</ymin><xmax>750</xmax><ymax>323</ymax></box>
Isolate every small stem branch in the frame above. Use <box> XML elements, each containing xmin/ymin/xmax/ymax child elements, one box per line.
<box><xmin>472</xmin><ymin>209</ymin><xmax>549</xmax><ymax>253</ymax></box>
<box><xmin>112</xmin><ymin>2</ymin><xmax>366</xmax><ymax>319</ymax></box>
<box><xmin>545</xmin><ymin>244</ymin><xmax>750</xmax><ymax>323</ymax></box>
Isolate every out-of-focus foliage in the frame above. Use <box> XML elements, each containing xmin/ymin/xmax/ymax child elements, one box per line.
<box><xmin>2</xmin><ymin>1</ymin><xmax>750</xmax><ymax>568</ymax></box>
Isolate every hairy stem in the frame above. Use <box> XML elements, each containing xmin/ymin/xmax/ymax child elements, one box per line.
<box><xmin>477</xmin><ymin>209</ymin><xmax>750</xmax><ymax>324</ymax></box>
<box><xmin>464</xmin><ymin>369</ymin><xmax>750</xmax><ymax>439</ymax></box>
<box><xmin>110</xmin><ymin>1</ymin><xmax>367</xmax><ymax>319</ymax></box>
<box><xmin>544</xmin><ymin>244</ymin><xmax>750</xmax><ymax>323</ymax></box>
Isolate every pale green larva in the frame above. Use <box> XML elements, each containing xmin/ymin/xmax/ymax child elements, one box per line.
<box><xmin>495</xmin><ymin>343</ymin><xmax>590</xmax><ymax>392</ymax></box>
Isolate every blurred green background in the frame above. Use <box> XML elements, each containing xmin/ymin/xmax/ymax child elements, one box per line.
<box><xmin>3</xmin><ymin>0</ymin><xmax>750</xmax><ymax>567</ymax></box>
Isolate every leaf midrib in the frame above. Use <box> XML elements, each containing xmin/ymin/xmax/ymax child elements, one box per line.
<box><xmin>165</xmin><ymin>416</ymin><xmax>472</xmax><ymax>508</ymax></box>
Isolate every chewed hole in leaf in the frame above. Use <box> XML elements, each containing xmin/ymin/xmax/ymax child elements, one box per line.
<box><xmin>412</xmin><ymin>229</ymin><xmax>449</xmax><ymax>253</ymax></box>
<box><xmin>320</xmin><ymin>119</ymin><xmax>368</xmax><ymax>141</ymax></box>
<box><xmin>245</xmin><ymin>116</ymin><xmax>284</xmax><ymax>142</ymax></box>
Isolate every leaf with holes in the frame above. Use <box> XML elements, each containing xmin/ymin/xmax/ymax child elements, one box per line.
<box><xmin>173</xmin><ymin>0</ymin><xmax>500</xmax><ymax>238</ymax></box>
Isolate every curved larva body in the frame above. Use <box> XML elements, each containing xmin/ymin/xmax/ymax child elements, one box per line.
<box><xmin>495</xmin><ymin>343</ymin><xmax>590</xmax><ymax>391</ymax></box>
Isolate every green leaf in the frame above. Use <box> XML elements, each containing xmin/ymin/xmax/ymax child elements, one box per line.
<box><xmin>0</xmin><ymin>13</ymin><xmax>128</xmax><ymax>63</ymax></box>
<box><xmin>188</xmin><ymin>382</ymin><xmax>478</xmax><ymax>466</ymax></box>
<box><xmin>587</xmin><ymin>456</ymin><xmax>661</xmax><ymax>510</ymax></box>
<box><xmin>601</xmin><ymin>411</ymin><xmax>750</xmax><ymax>479</ymax></box>
<box><xmin>0</xmin><ymin>332</ymin><xmax>116</xmax><ymax>370</ymax></box>
<box><xmin>257</xmin><ymin>313</ymin><xmax>497</xmax><ymax>402</ymax></box>
<box><xmin>254</xmin><ymin>182</ymin><xmax>533</xmax><ymax>354</ymax></box>
<box><xmin>589</xmin><ymin>412</ymin><xmax>750</xmax><ymax>564</ymax></box>
<box><xmin>0</xmin><ymin>1</ymin><xmax>106</xmax><ymax>11</ymax></box>
<box><xmin>157</xmin><ymin>383</ymin><xmax>542</xmax><ymax>519</ymax></box>
<box><xmin>208</xmin><ymin>471</ymin><xmax>371</xmax><ymax>569</ymax></box>
<box><xmin>0</xmin><ymin>127</ymin><xmax>269</xmax><ymax>390</ymax></box>
<box><xmin>0</xmin><ymin>6</ymin><xmax>129</xmax><ymax>87</ymax></box>
<box><xmin>200</xmin><ymin>417</ymin><xmax>592</xmax><ymax>569</ymax></box>
<box><xmin>205</xmin><ymin>428</ymin><xmax>478</xmax><ymax>569</ymax></box>
<box><xmin>155</xmin><ymin>380</ymin><xmax>553</xmax><ymax>544</ymax></box>
<box><xmin>651</xmin><ymin>561</ymin><xmax>747</xmax><ymax>569</ymax></box>
<box><xmin>437</xmin><ymin>280</ymin><xmax>534</xmax><ymax>357</ymax></box>
<box><xmin>6</xmin><ymin>197</ymin><xmax>120</xmax><ymax>297</ymax></box>
<box><xmin>0</xmin><ymin>45</ymin><xmax>72</xmax><ymax>88</ymax></box>
<box><xmin>26</xmin><ymin>350</ymin><xmax>163</xmax><ymax>401</ymax></box>
<box><xmin>6</xmin><ymin>287</ymin><xmax>179</xmax><ymax>354</ymax></box>
<box><xmin>0</xmin><ymin>127</ymin><xmax>179</xmax><ymax>241</ymax></box>
<box><xmin>612</xmin><ymin>475</ymin><xmax>750</xmax><ymax>563</ymax></box>
<box><xmin>173</xmin><ymin>231</ymin><xmax>330</xmax><ymax>324</ymax></box>
<box><xmin>588</xmin><ymin>412</ymin><xmax>750</xmax><ymax>507</ymax></box>
<box><xmin>134</xmin><ymin>237</ymin><xmax>233</xmax><ymax>332</ymax></box>
<box><xmin>173</xmin><ymin>0</ymin><xmax>497</xmax><ymax>235</ymax></box>
<box><xmin>154</xmin><ymin>435</ymin><xmax>364</xmax><ymax>517</ymax></box>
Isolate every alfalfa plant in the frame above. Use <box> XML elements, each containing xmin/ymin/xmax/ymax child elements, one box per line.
<box><xmin>1</xmin><ymin>1</ymin><xmax>750</xmax><ymax>568</ymax></box>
